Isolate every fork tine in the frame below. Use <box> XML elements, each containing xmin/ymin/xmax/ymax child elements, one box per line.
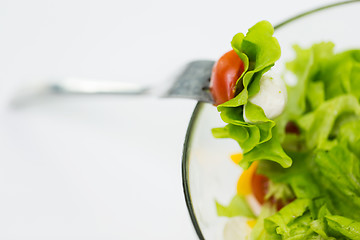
<box><xmin>163</xmin><ymin>60</ymin><xmax>215</xmax><ymax>103</ymax></box>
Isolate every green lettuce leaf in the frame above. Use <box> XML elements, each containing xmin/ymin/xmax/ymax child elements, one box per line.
<box><xmin>309</xmin><ymin>205</ymin><xmax>335</xmax><ymax>240</ymax></box>
<box><xmin>257</xmin><ymin>151</ymin><xmax>321</xmax><ymax>199</ymax></box>
<box><xmin>326</xmin><ymin>215</ymin><xmax>360</xmax><ymax>240</ymax></box>
<box><xmin>312</xmin><ymin>142</ymin><xmax>360</xmax><ymax>221</ymax></box>
<box><xmin>218</xmin><ymin>20</ymin><xmax>281</xmax><ymax>110</ymax></box>
<box><xmin>249</xmin><ymin>203</ymin><xmax>277</xmax><ymax>240</ymax></box>
<box><xmin>264</xmin><ymin>199</ymin><xmax>313</xmax><ymax>239</ymax></box>
<box><xmin>215</xmin><ymin>195</ymin><xmax>255</xmax><ymax>218</ymax></box>
<box><xmin>284</xmin><ymin>43</ymin><xmax>360</xmax><ymax>121</ymax></box>
<box><xmin>297</xmin><ymin>95</ymin><xmax>360</xmax><ymax>150</ymax></box>
<box><xmin>320</xmin><ymin>50</ymin><xmax>360</xmax><ymax>100</ymax></box>
<box><xmin>212</xmin><ymin>124</ymin><xmax>260</xmax><ymax>153</ymax></box>
<box><xmin>239</xmin><ymin>130</ymin><xmax>292</xmax><ymax>169</ymax></box>
<box><xmin>212</xmin><ymin>20</ymin><xmax>289</xmax><ymax>169</ymax></box>
<box><xmin>264</xmin><ymin>181</ymin><xmax>294</xmax><ymax>205</ymax></box>
<box><xmin>257</xmin><ymin>142</ymin><xmax>360</xmax><ymax>239</ymax></box>
<box><xmin>338</xmin><ymin>119</ymin><xmax>360</xmax><ymax>157</ymax></box>
<box><xmin>285</xmin><ymin>42</ymin><xmax>335</xmax><ymax>117</ymax></box>
<box><xmin>259</xmin><ymin>142</ymin><xmax>360</xmax><ymax>219</ymax></box>
<box><xmin>214</xmin><ymin>34</ymin><xmax>360</xmax><ymax>239</ymax></box>
<box><xmin>261</xmin><ymin>199</ymin><xmax>360</xmax><ymax>239</ymax></box>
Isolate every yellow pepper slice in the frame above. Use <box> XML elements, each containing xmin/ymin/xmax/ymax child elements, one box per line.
<box><xmin>247</xmin><ymin>219</ymin><xmax>257</xmax><ymax>228</ymax></box>
<box><xmin>230</xmin><ymin>153</ymin><xmax>243</xmax><ymax>165</ymax></box>
<box><xmin>236</xmin><ymin>161</ymin><xmax>259</xmax><ymax>195</ymax></box>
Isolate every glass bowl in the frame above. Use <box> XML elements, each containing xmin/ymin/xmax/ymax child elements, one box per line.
<box><xmin>182</xmin><ymin>1</ymin><xmax>360</xmax><ymax>239</ymax></box>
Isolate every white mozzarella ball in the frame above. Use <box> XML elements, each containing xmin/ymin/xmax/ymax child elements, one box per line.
<box><xmin>223</xmin><ymin>216</ymin><xmax>252</xmax><ymax>240</ymax></box>
<box><xmin>243</xmin><ymin>72</ymin><xmax>287</xmax><ymax>122</ymax></box>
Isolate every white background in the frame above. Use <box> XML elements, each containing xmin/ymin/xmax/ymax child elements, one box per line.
<box><xmin>0</xmin><ymin>0</ymin><xmax>341</xmax><ymax>239</ymax></box>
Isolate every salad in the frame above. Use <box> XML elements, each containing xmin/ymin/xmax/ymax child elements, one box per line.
<box><xmin>210</xmin><ymin>21</ymin><xmax>360</xmax><ymax>239</ymax></box>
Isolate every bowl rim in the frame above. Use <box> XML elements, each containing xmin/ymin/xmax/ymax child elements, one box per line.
<box><xmin>181</xmin><ymin>1</ymin><xmax>360</xmax><ymax>239</ymax></box>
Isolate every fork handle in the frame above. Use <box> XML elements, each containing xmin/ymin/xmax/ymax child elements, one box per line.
<box><xmin>50</xmin><ymin>78</ymin><xmax>149</xmax><ymax>95</ymax></box>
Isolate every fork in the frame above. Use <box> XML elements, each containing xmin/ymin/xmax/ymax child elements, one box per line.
<box><xmin>11</xmin><ymin>60</ymin><xmax>215</xmax><ymax>106</ymax></box>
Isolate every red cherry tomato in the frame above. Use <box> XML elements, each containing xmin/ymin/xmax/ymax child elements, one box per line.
<box><xmin>251</xmin><ymin>172</ymin><xmax>269</xmax><ymax>205</ymax></box>
<box><xmin>285</xmin><ymin>121</ymin><xmax>300</xmax><ymax>135</ymax></box>
<box><xmin>251</xmin><ymin>172</ymin><xmax>293</xmax><ymax>210</ymax></box>
<box><xmin>210</xmin><ymin>50</ymin><xmax>245</xmax><ymax>106</ymax></box>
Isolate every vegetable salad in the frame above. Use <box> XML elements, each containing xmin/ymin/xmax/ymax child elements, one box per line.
<box><xmin>211</xmin><ymin>21</ymin><xmax>360</xmax><ymax>239</ymax></box>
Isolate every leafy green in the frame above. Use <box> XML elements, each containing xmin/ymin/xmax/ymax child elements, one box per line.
<box><xmin>309</xmin><ymin>205</ymin><xmax>335</xmax><ymax>239</ymax></box>
<box><xmin>250</xmin><ymin>203</ymin><xmax>277</xmax><ymax>240</ymax></box>
<box><xmin>321</xmin><ymin>50</ymin><xmax>360</xmax><ymax>100</ymax></box>
<box><xmin>218</xmin><ymin>20</ymin><xmax>281</xmax><ymax>109</ymax></box>
<box><xmin>213</xmin><ymin>28</ymin><xmax>360</xmax><ymax>239</ymax></box>
<box><xmin>261</xmin><ymin>198</ymin><xmax>360</xmax><ymax>239</ymax></box>
<box><xmin>285</xmin><ymin>42</ymin><xmax>335</xmax><ymax>117</ymax></box>
<box><xmin>297</xmin><ymin>95</ymin><xmax>360</xmax><ymax>150</ymax></box>
<box><xmin>257</xmin><ymin>151</ymin><xmax>321</xmax><ymax>199</ymax></box>
<box><xmin>239</xmin><ymin>131</ymin><xmax>292</xmax><ymax>169</ymax></box>
<box><xmin>255</xmin><ymin>42</ymin><xmax>360</xmax><ymax>239</ymax></box>
<box><xmin>257</xmin><ymin>142</ymin><xmax>360</xmax><ymax>239</ymax></box>
<box><xmin>216</xmin><ymin>195</ymin><xmax>255</xmax><ymax>218</ymax></box>
<box><xmin>312</xmin><ymin>142</ymin><xmax>360</xmax><ymax>221</ymax></box>
<box><xmin>264</xmin><ymin>181</ymin><xmax>294</xmax><ymax>205</ymax></box>
<box><xmin>264</xmin><ymin>199</ymin><xmax>313</xmax><ymax>239</ymax></box>
<box><xmin>338</xmin><ymin>119</ymin><xmax>360</xmax><ymax>157</ymax></box>
<box><xmin>285</xmin><ymin>43</ymin><xmax>360</xmax><ymax>118</ymax></box>
<box><xmin>212</xmin><ymin>21</ymin><xmax>290</xmax><ymax>169</ymax></box>
<box><xmin>326</xmin><ymin>215</ymin><xmax>360</xmax><ymax>239</ymax></box>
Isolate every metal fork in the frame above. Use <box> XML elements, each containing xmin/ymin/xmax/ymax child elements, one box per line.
<box><xmin>11</xmin><ymin>60</ymin><xmax>215</xmax><ymax>106</ymax></box>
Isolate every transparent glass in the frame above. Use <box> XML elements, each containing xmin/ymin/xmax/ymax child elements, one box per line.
<box><xmin>182</xmin><ymin>1</ymin><xmax>360</xmax><ymax>239</ymax></box>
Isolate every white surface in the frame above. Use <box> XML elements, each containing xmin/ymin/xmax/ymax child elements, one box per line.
<box><xmin>0</xmin><ymin>0</ymin><xmax>340</xmax><ymax>239</ymax></box>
